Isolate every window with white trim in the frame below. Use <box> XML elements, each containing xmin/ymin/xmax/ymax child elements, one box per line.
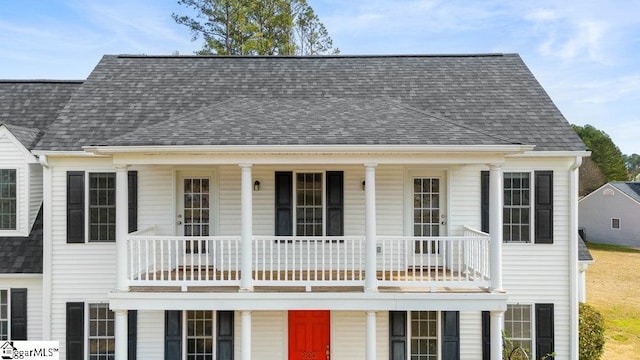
<box><xmin>186</xmin><ymin>310</ymin><xmax>214</xmax><ymax>360</ymax></box>
<box><xmin>0</xmin><ymin>169</ymin><xmax>16</xmax><ymax>230</ymax></box>
<box><xmin>503</xmin><ymin>172</ymin><xmax>531</xmax><ymax>243</ymax></box>
<box><xmin>410</xmin><ymin>311</ymin><xmax>438</xmax><ymax>359</ymax></box>
<box><xmin>504</xmin><ymin>304</ymin><xmax>533</xmax><ymax>358</ymax></box>
<box><xmin>0</xmin><ymin>290</ymin><xmax>8</xmax><ymax>340</ymax></box>
<box><xmin>88</xmin><ymin>303</ymin><xmax>115</xmax><ymax>360</ymax></box>
<box><xmin>89</xmin><ymin>173</ymin><xmax>116</xmax><ymax>242</ymax></box>
<box><xmin>295</xmin><ymin>173</ymin><xmax>323</xmax><ymax>236</ymax></box>
<box><xmin>611</xmin><ymin>218</ymin><xmax>620</xmax><ymax>229</ymax></box>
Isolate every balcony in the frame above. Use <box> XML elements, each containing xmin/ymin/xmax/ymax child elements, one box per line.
<box><xmin>127</xmin><ymin>226</ymin><xmax>490</xmax><ymax>292</ymax></box>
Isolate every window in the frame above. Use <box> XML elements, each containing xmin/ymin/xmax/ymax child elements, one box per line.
<box><xmin>295</xmin><ymin>173</ymin><xmax>323</xmax><ymax>236</ymax></box>
<box><xmin>503</xmin><ymin>172</ymin><xmax>530</xmax><ymax>243</ymax></box>
<box><xmin>410</xmin><ymin>311</ymin><xmax>438</xmax><ymax>359</ymax></box>
<box><xmin>186</xmin><ymin>310</ymin><xmax>214</xmax><ymax>360</ymax></box>
<box><xmin>0</xmin><ymin>169</ymin><xmax>16</xmax><ymax>230</ymax></box>
<box><xmin>504</xmin><ymin>304</ymin><xmax>533</xmax><ymax>358</ymax></box>
<box><xmin>612</xmin><ymin>218</ymin><xmax>620</xmax><ymax>229</ymax></box>
<box><xmin>89</xmin><ymin>173</ymin><xmax>116</xmax><ymax>242</ymax></box>
<box><xmin>0</xmin><ymin>290</ymin><xmax>8</xmax><ymax>340</ymax></box>
<box><xmin>413</xmin><ymin>177</ymin><xmax>441</xmax><ymax>254</ymax></box>
<box><xmin>88</xmin><ymin>303</ymin><xmax>114</xmax><ymax>360</ymax></box>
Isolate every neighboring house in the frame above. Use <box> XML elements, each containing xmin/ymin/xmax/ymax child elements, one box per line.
<box><xmin>0</xmin><ymin>80</ymin><xmax>81</xmax><ymax>342</ymax></box>
<box><xmin>577</xmin><ymin>237</ymin><xmax>594</xmax><ymax>303</ymax></box>
<box><xmin>0</xmin><ymin>54</ymin><xmax>589</xmax><ymax>360</ymax></box>
<box><xmin>579</xmin><ymin>182</ymin><xmax>640</xmax><ymax>248</ymax></box>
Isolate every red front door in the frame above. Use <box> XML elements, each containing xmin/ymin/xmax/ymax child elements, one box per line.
<box><xmin>288</xmin><ymin>310</ymin><xmax>330</xmax><ymax>360</ymax></box>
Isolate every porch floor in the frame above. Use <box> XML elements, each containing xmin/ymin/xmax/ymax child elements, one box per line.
<box><xmin>130</xmin><ymin>267</ymin><xmax>489</xmax><ymax>293</ymax></box>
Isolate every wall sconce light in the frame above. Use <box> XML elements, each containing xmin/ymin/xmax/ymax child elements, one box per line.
<box><xmin>362</xmin><ymin>180</ymin><xmax>366</xmax><ymax>191</ymax></box>
<box><xmin>254</xmin><ymin>180</ymin><xmax>261</xmax><ymax>191</ymax></box>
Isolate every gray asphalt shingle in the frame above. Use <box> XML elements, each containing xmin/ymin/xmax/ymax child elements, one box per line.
<box><xmin>611</xmin><ymin>182</ymin><xmax>640</xmax><ymax>203</ymax></box>
<box><xmin>0</xmin><ymin>207</ymin><xmax>42</xmax><ymax>274</ymax></box>
<box><xmin>34</xmin><ymin>54</ymin><xmax>586</xmax><ymax>151</ymax></box>
<box><xmin>0</xmin><ymin>80</ymin><xmax>82</xmax><ymax>149</ymax></box>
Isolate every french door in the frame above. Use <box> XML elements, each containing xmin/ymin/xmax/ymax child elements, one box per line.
<box><xmin>410</xmin><ymin>172</ymin><xmax>447</xmax><ymax>265</ymax></box>
<box><xmin>177</xmin><ymin>174</ymin><xmax>212</xmax><ymax>263</ymax></box>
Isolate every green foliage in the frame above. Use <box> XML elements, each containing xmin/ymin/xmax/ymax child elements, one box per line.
<box><xmin>502</xmin><ymin>331</ymin><xmax>554</xmax><ymax>360</ymax></box>
<box><xmin>579</xmin><ymin>302</ymin><xmax>605</xmax><ymax>360</ymax></box>
<box><xmin>173</xmin><ymin>0</ymin><xmax>338</xmax><ymax>55</ymax></box>
<box><xmin>572</xmin><ymin>124</ymin><xmax>628</xmax><ymax>183</ymax></box>
<box><xmin>623</xmin><ymin>153</ymin><xmax>640</xmax><ymax>178</ymax></box>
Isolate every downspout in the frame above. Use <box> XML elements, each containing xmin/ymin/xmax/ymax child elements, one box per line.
<box><xmin>39</xmin><ymin>154</ymin><xmax>52</xmax><ymax>340</ymax></box>
<box><xmin>569</xmin><ymin>156</ymin><xmax>582</xmax><ymax>360</ymax></box>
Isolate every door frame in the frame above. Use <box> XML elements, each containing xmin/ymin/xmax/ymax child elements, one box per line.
<box><xmin>404</xmin><ymin>169</ymin><xmax>450</xmax><ymax>264</ymax></box>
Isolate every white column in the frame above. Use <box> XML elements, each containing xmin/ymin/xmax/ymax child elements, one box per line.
<box><xmin>115</xmin><ymin>165</ymin><xmax>129</xmax><ymax>292</ymax></box>
<box><xmin>240</xmin><ymin>164</ymin><xmax>253</xmax><ymax>291</ymax></box>
<box><xmin>489</xmin><ymin>164</ymin><xmax>503</xmax><ymax>292</ymax></box>
<box><xmin>114</xmin><ymin>310</ymin><xmax>128</xmax><ymax>360</ymax></box>
<box><xmin>366</xmin><ymin>311</ymin><xmax>377</xmax><ymax>360</ymax></box>
<box><xmin>364</xmin><ymin>164</ymin><xmax>378</xmax><ymax>292</ymax></box>
<box><xmin>490</xmin><ymin>310</ymin><xmax>504</xmax><ymax>360</ymax></box>
<box><xmin>569</xmin><ymin>156</ymin><xmax>582</xmax><ymax>360</ymax></box>
<box><xmin>241</xmin><ymin>311</ymin><xmax>252</xmax><ymax>360</ymax></box>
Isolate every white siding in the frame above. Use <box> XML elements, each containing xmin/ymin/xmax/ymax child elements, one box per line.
<box><xmin>0</xmin><ymin>276</ymin><xmax>42</xmax><ymax>340</ymax></box>
<box><xmin>460</xmin><ymin>311</ymin><xmax>482</xmax><ymax>360</ymax></box>
<box><xmin>136</xmin><ymin>310</ymin><xmax>164</xmax><ymax>360</ymax></box>
<box><xmin>48</xmin><ymin>158</ymin><xmax>119</xmax><ymax>357</ymax></box>
<box><xmin>29</xmin><ymin>164</ymin><xmax>43</xmax><ymax>229</ymax></box>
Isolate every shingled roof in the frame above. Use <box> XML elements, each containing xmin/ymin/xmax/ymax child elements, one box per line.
<box><xmin>0</xmin><ymin>80</ymin><xmax>82</xmax><ymax>149</ymax></box>
<box><xmin>35</xmin><ymin>54</ymin><xmax>586</xmax><ymax>152</ymax></box>
<box><xmin>610</xmin><ymin>182</ymin><xmax>640</xmax><ymax>203</ymax></box>
<box><xmin>0</xmin><ymin>207</ymin><xmax>43</xmax><ymax>274</ymax></box>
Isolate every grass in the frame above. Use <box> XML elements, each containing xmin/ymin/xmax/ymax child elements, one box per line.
<box><xmin>586</xmin><ymin>242</ymin><xmax>640</xmax><ymax>359</ymax></box>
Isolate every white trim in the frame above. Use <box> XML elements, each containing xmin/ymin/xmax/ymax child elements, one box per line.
<box><xmin>0</xmin><ymin>125</ymin><xmax>38</xmax><ymax>163</ymax></box>
<box><xmin>0</xmin><ymin>274</ymin><xmax>42</xmax><ymax>279</ymax></box>
<box><xmin>108</xmin><ymin>291</ymin><xmax>508</xmax><ymax>311</ymax></box>
<box><xmin>508</xmin><ymin>150</ymin><xmax>591</xmax><ymax>158</ymax></box>
<box><xmin>407</xmin><ymin>310</ymin><xmax>441</xmax><ymax>360</ymax></box>
<box><xmin>42</xmin><ymin>163</ymin><xmax>53</xmax><ymax>340</ymax></box>
<box><xmin>611</xmin><ymin>218</ymin><xmax>621</xmax><ymax>230</ymax></box>
<box><xmin>85</xmin><ymin>302</ymin><xmax>116</xmax><ymax>360</ymax></box>
<box><xmin>0</xmin><ymin>289</ymin><xmax>10</xmax><ymax>341</ymax></box>
<box><xmin>504</xmin><ymin>303</ymin><xmax>536</xmax><ymax>360</ymax></box>
<box><xmin>0</xmin><ymin>166</ymin><xmax>27</xmax><ymax>236</ymax></box>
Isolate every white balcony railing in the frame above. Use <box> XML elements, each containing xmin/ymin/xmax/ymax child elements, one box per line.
<box><xmin>127</xmin><ymin>227</ymin><xmax>490</xmax><ymax>290</ymax></box>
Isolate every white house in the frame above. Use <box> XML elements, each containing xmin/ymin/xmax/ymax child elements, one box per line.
<box><xmin>0</xmin><ymin>54</ymin><xmax>589</xmax><ymax>360</ymax></box>
<box><xmin>579</xmin><ymin>182</ymin><xmax>640</xmax><ymax>248</ymax></box>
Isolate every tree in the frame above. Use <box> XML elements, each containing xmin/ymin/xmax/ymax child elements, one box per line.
<box><xmin>572</xmin><ymin>124</ymin><xmax>628</xmax><ymax>184</ymax></box>
<box><xmin>173</xmin><ymin>0</ymin><xmax>339</xmax><ymax>55</ymax></box>
<box><xmin>623</xmin><ymin>153</ymin><xmax>640</xmax><ymax>179</ymax></box>
<box><xmin>579</xmin><ymin>157</ymin><xmax>607</xmax><ymax>196</ymax></box>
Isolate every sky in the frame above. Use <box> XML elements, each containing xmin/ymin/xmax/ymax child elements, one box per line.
<box><xmin>1</xmin><ymin>0</ymin><xmax>638</xmax><ymax>155</ymax></box>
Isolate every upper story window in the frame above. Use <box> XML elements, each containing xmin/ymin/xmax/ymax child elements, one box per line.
<box><xmin>295</xmin><ymin>173</ymin><xmax>323</xmax><ymax>236</ymax></box>
<box><xmin>89</xmin><ymin>173</ymin><xmax>116</xmax><ymax>242</ymax></box>
<box><xmin>503</xmin><ymin>172</ymin><xmax>530</xmax><ymax>243</ymax></box>
<box><xmin>0</xmin><ymin>169</ymin><xmax>17</xmax><ymax>230</ymax></box>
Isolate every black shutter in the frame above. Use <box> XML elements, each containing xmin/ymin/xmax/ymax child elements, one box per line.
<box><xmin>481</xmin><ymin>311</ymin><xmax>490</xmax><ymax>360</ymax></box>
<box><xmin>165</xmin><ymin>311</ymin><xmax>182</xmax><ymax>360</ymax></box>
<box><xmin>326</xmin><ymin>171</ymin><xmax>344</xmax><ymax>236</ymax></box>
<box><xmin>275</xmin><ymin>172</ymin><xmax>293</xmax><ymax>236</ymax></box>
<box><xmin>10</xmin><ymin>288</ymin><xmax>27</xmax><ymax>340</ymax></box>
<box><xmin>536</xmin><ymin>304</ymin><xmax>554</xmax><ymax>359</ymax></box>
<box><xmin>534</xmin><ymin>171</ymin><xmax>554</xmax><ymax>244</ymax></box>
<box><xmin>217</xmin><ymin>311</ymin><xmax>234</xmax><ymax>360</ymax></box>
<box><xmin>442</xmin><ymin>311</ymin><xmax>460</xmax><ymax>360</ymax></box>
<box><xmin>389</xmin><ymin>311</ymin><xmax>407</xmax><ymax>360</ymax></box>
<box><xmin>128</xmin><ymin>171</ymin><xmax>138</xmax><ymax>233</ymax></box>
<box><xmin>481</xmin><ymin>171</ymin><xmax>489</xmax><ymax>233</ymax></box>
<box><xmin>67</xmin><ymin>172</ymin><xmax>85</xmax><ymax>243</ymax></box>
<box><xmin>128</xmin><ymin>310</ymin><xmax>137</xmax><ymax>360</ymax></box>
<box><xmin>66</xmin><ymin>302</ymin><xmax>84</xmax><ymax>360</ymax></box>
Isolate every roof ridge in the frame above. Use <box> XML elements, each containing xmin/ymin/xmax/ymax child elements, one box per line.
<box><xmin>116</xmin><ymin>53</ymin><xmax>511</xmax><ymax>60</ymax></box>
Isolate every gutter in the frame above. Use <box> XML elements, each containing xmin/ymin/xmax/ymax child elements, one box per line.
<box><xmin>569</xmin><ymin>156</ymin><xmax>582</xmax><ymax>360</ymax></box>
<box><xmin>39</xmin><ymin>154</ymin><xmax>53</xmax><ymax>340</ymax></box>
